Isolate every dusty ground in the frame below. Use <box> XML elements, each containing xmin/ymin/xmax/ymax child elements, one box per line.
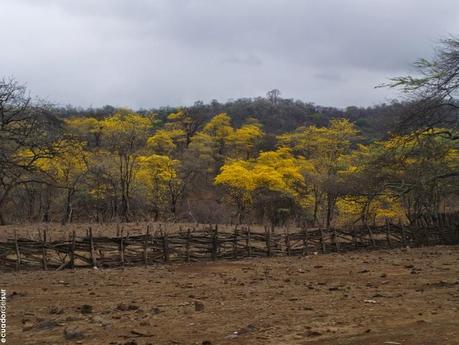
<box><xmin>0</xmin><ymin>222</ymin><xmax>279</xmax><ymax>241</ymax></box>
<box><xmin>2</xmin><ymin>245</ymin><xmax>459</xmax><ymax>345</ymax></box>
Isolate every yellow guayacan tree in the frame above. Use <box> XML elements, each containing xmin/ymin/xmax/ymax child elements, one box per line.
<box><xmin>165</xmin><ymin>109</ymin><xmax>203</xmax><ymax>148</ymax></box>
<box><xmin>188</xmin><ymin>113</ymin><xmax>234</xmax><ymax>176</ymax></box>
<box><xmin>147</xmin><ymin>129</ymin><xmax>186</xmax><ymax>155</ymax></box>
<box><xmin>278</xmin><ymin>119</ymin><xmax>359</xmax><ymax>227</ymax></box>
<box><xmin>215</xmin><ymin>148</ymin><xmax>313</xmax><ymax>224</ymax></box>
<box><xmin>214</xmin><ymin>160</ymin><xmax>256</xmax><ymax>223</ymax></box>
<box><xmin>190</xmin><ymin>113</ymin><xmax>265</xmax><ymax>177</ymax></box>
<box><xmin>335</xmin><ymin>195</ymin><xmax>404</xmax><ymax>226</ymax></box>
<box><xmin>36</xmin><ymin>140</ymin><xmax>90</xmax><ymax>223</ymax></box>
<box><xmin>65</xmin><ymin>117</ymin><xmax>103</xmax><ymax>147</ymax></box>
<box><xmin>136</xmin><ymin>154</ymin><xmax>184</xmax><ymax>221</ymax></box>
<box><xmin>227</xmin><ymin>119</ymin><xmax>264</xmax><ymax>159</ymax></box>
<box><xmin>85</xmin><ymin>149</ymin><xmax>120</xmax><ymax>220</ymax></box>
<box><xmin>100</xmin><ymin>109</ymin><xmax>156</xmax><ymax>221</ymax></box>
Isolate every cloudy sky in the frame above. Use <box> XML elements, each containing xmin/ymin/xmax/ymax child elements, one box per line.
<box><xmin>1</xmin><ymin>0</ymin><xmax>458</xmax><ymax>109</ymax></box>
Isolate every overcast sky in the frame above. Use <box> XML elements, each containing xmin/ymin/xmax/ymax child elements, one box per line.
<box><xmin>1</xmin><ymin>0</ymin><xmax>458</xmax><ymax>109</ymax></box>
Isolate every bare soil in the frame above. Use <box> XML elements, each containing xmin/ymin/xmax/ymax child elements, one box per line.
<box><xmin>3</xmin><ymin>246</ymin><xmax>459</xmax><ymax>345</ymax></box>
<box><xmin>0</xmin><ymin>222</ymin><xmax>266</xmax><ymax>241</ymax></box>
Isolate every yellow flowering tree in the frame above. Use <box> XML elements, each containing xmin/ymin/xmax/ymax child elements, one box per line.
<box><xmin>215</xmin><ymin>148</ymin><xmax>313</xmax><ymax>224</ymax></box>
<box><xmin>100</xmin><ymin>109</ymin><xmax>156</xmax><ymax>221</ymax></box>
<box><xmin>136</xmin><ymin>154</ymin><xmax>184</xmax><ymax>221</ymax></box>
<box><xmin>278</xmin><ymin>118</ymin><xmax>359</xmax><ymax>227</ymax></box>
<box><xmin>36</xmin><ymin>140</ymin><xmax>90</xmax><ymax>223</ymax></box>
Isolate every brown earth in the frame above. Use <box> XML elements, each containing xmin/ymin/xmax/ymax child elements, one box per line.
<box><xmin>2</xmin><ymin>245</ymin><xmax>459</xmax><ymax>345</ymax></box>
<box><xmin>0</xmin><ymin>222</ymin><xmax>265</xmax><ymax>241</ymax></box>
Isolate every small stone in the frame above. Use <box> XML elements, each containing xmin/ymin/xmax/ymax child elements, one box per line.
<box><xmin>364</xmin><ymin>299</ymin><xmax>377</xmax><ymax>304</ymax></box>
<box><xmin>116</xmin><ymin>303</ymin><xmax>139</xmax><ymax>311</ymax></box>
<box><xmin>194</xmin><ymin>301</ymin><xmax>205</xmax><ymax>312</ymax></box>
<box><xmin>64</xmin><ymin>327</ymin><xmax>85</xmax><ymax>340</ymax></box>
<box><xmin>122</xmin><ymin>341</ymin><xmax>138</xmax><ymax>345</ymax></box>
<box><xmin>80</xmin><ymin>304</ymin><xmax>93</xmax><ymax>314</ymax></box>
<box><xmin>22</xmin><ymin>321</ymin><xmax>34</xmax><ymax>332</ymax></box>
<box><xmin>65</xmin><ymin>316</ymin><xmax>82</xmax><ymax>322</ymax></box>
<box><xmin>49</xmin><ymin>306</ymin><xmax>64</xmax><ymax>315</ymax></box>
<box><xmin>91</xmin><ymin>316</ymin><xmax>112</xmax><ymax>327</ymax></box>
<box><xmin>131</xmin><ymin>329</ymin><xmax>152</xmax><ymax>337</ymax></box>
<box><xmin>150</xmin><ymin>307</ymin><xmax>161</xmax><ymax>315</ymax></box>
<box><xmin>34</xmin><ymin>320</ymin><xmax>59</xmax><ymax>330</ymax></box>
<box><xmin>305</xmin><ymin>330</ymin><xmax>321</xmax><ymax>337</ymax></box>
<box><xmin>117</xmin><ymin>303</ymin><xmax>129</xmax><ymax>311</ymax></box>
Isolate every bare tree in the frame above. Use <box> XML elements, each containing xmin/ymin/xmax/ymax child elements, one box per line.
<box><xmin>385</xmin><ymin>37</ymin><xmax>459</xmax><ymax>137</ymax></box>
<box><xmin>0</xmin><ymin>78</ymin><xmax>60</xmax><ymax>224</ymax></box>
<box><xmin>266</xmin><ymin>89</ymin><xmax>281</xmax><ymax>105</ymax></box>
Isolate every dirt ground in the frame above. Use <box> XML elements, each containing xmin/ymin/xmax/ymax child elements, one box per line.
<box><xmin>0</xmin><ymin>222</ymin><xmax>283</xmax><ymax>241</ymax></box>
<box><xmin>2</xmin><ymin>245</ymin><xmax>459</xmax><ymax>345</ymax></box>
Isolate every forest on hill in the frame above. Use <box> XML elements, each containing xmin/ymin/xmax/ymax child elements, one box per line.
<box><xmin>0</xmin><ymin>39</ymin><xmax>458</xmax><ymax>227</ymax></box>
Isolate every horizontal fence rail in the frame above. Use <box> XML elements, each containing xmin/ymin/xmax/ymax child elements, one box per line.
<box><xmin>1</xmin><ymin>218</ymin><xmax>458</xmax><ymax>271</ymax></box>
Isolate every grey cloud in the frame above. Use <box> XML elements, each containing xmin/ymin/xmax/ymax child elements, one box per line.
<box><xmin>221</xmin><ymin>54</ymin><xmax>263</xmax><ymax>66</ymax></box>
<box><xmin>1</xmin><ymin>0</ymin><xmax>459</xmax><ymax>108</ymax></box>
<box><xmin>314</xmin><ymin>73</ymin><xmax>346</xmax><ymax>82</ymax></box>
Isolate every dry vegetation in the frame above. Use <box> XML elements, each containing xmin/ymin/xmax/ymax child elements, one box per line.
<box><xmin>3</xmin><ymin>245</ymin><xmax>459</xmax><ymax>345</ymax></box>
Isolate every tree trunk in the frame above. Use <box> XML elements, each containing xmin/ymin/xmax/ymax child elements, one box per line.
<box><xmin>325</xmin><ymin>193</ymin><xmax>335</xmax><ymax>229</ymax></box>
<box><xmin>313</xmin><ymin>190</ymin><xmax>320</xmax><ymax>226</ymax></box>
<box><xmin>0</xmin><ymin>211</ymin><xmax>5</xmax><ymax>225</ymax></box>
<box><xmin>62</xmin><ymin>188</ymin><xmax>74</xmax><ymax>225</ymax></box>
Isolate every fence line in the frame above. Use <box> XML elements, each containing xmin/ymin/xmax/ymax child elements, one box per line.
<box><xmin>1</xmin><ymin>219</ymin><xmax>458</xmax><ymax>271</ymax></box>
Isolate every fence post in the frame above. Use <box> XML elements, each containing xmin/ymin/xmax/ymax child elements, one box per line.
<box><xmin>211</xmin><ymin>226</ymin><xmax>218</xmax><ymax>261</ymax></box>
<box><xmin>233</xmin><ymin>226</ymin><xmax>239</xmax><ymax>259</ymax></box>
<box><xmin>143</xmin><ymin>226</ymin><xmax>149</xmax><ymax>266</ymax></box>
<box><xmin>285</xmin><ymin>227</ymin><xmax>291</xmax><ymax>256</ymax></box>
<box><xmin>319</xmin><ymin>227</ymin><xmax>326</xmax><ymax>254</ymax></box>
<box><xmin>385</xmin><ymin>220</ymin><xmax>392</xmax><ymax>248</ymax></box>
<box><xmin>14</xmin><ymin>230</ymin><xmax>21</xmax><ymax>271</ymax></box>
<box><xmin>332</xmin><ymin>228</ymin><xmax>340</xmax><ymax>252</ymax></box>
<box><xmin>42</xmin><ymin>228</ymin><xmax>48</xmax><ymax>270</ymax></box>
<box><xmin>265</xmin><ymin>226</ymin><xmax>272</xmax><ymax>257</ymax></box>
<box><xmin>423</xmin><ymin>223</ymin><xmax>430</xmax><ymax>247</ymax></box>
<box><xmin>302</xmin><ymin>227</ymin><xmax>308</xmax><ymax>256</ymax></box>
<box><xmin>186</xmin><ymin>228</ymin><xmax>191</xmax><ymax>262</ymax></box>
<box><xmin>89</xmin><ymin>227</ymin><xmax>97</xmax><ymax>268</ymax></box>
<box><xmin>351</xmin><ymin>224</ymin><xmax>358</xmax><ymax>249</ymax></box>
<box><xmin>69</xmin><ymin>230</ymin><xmax>76</xmax><ymax>269</ymax></box>
<box><xmin>400</xmin><ymin>224</ymin><xmax>407</xmax><ymax>247</ymax></box>
<box><xmin>246</xmin><ymin>226</ymin><xmax>252</xmax><ymax>257</ymax></box>
<box><xmin>367</xmin><ymin>225</ymin><xmax>376</xmax><ymax>248</ymax></box>
<box><xmin>119</xmin><ymin>229</ymin><xmax>125</xmax><ymax>266</ymax></box>
<box><xmin>162</xmin><ymin>231</ymin><xmax>170</xmax><ymax>263</ymax></box>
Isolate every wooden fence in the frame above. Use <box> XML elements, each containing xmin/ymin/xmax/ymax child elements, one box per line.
<box><xmin>1</xmin><ymin>218</ymin><xmax>458</xmax><ymax>271</ymax></box>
